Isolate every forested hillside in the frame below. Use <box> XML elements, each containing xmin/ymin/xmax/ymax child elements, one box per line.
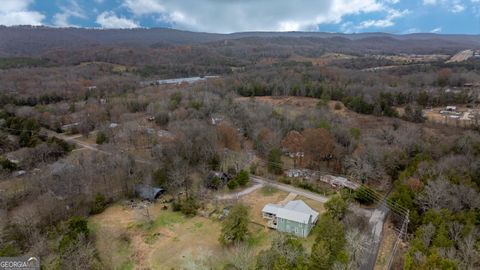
<box><xmin>0</xmin><ymin>27</ymin><xmax>479</xmax><ymax>269</ymax></box>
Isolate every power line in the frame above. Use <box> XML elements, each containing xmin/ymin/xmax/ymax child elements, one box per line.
<box><xmin>386</xmin><ymin>211</ymin><xmax>409</xmax><ymax>270</ymax></box>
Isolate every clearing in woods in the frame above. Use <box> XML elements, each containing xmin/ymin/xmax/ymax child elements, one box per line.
<box><xmin>90</xmin><ymin>187</ymin><xmax>326</xmax><ymax>269</ymax></box>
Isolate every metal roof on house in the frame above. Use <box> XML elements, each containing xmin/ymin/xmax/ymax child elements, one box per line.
<box><xmin>284</xmin><ymin>200</ymin><xmax>319</xmax><ymax>223</ymax></box>
<box><xmin>262</xmin><ymin>203</ymin><xmax>282</xmax><ymax>215</ymax></box>
<box><xmin>262</xmin><ymin>200</ymin><xmax>319</xmax><ymax>224</ymax></box>
<box><xmin>277</xmin><ymin>208</ymin><xmax>312</xmax><ymax>224</ymax></box>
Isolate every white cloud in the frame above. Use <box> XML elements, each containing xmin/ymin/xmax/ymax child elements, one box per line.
<box><xmin>122</xmin><ymin>0</ymin><xmax>389</xmax><ymax>33</ymax></box>
<box><xmin>0</xmin><ymin>0</ymin><xmax>44</xmax><ymax>26</ymax></box>
<box><xmin>96</xmin><ymin>11</ymin><xmax>139</xmax><ymax>28</ymax></box>
<box><xmin>423</xmin><ymin>0</ymin><xmax>466</xmax><ymax>13</ymax></box>
<box><xmin>451</xmin><ymin>2</ymin><xmax>465</xmax><ymax>12</ymax></box>
<box><xmin>402</xmin><ymin>28</ymin><xmax>420</xmax><ymax>34</ymax></box>
<box><xmin>53</xmin><ymin>0</ymin><xmax>87</xmax><ymax>27</ymax></box>
<box><xmin>123</xmin><ymin>0</ymin><xmax>165</xmax><ymax>15</ymax></box>
<box><xmin>347</xmin><ymin>8</ymin><xmax>409</xmax><ymax>31</ymax></box>
<box><xmin>430</xmin><ymin>27</ymin><xmax>442</xmax><ymax>33</ymax></box>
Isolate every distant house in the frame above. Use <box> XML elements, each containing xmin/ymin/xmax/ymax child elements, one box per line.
<box><xmin>320</xmin><ymin>175</ymin><xmax>360</xmax><ymax>190</ymax></box>
<box><xmin>205</xmin><ymin>171</ymin><xmax>232</xmax><ymax>189</ymax></box>
<box><xmin>5</xmin><ymin>147</ymin><xmax>31</xmax><ymax>166</ymax></box>
<box><xmin>262</xmin><ymin>200</ymin><xmax>319</xmax><ymax>237</ymax></box>
<box><xmin>440</xmin><ymin>106</ymin><xmax>462</xmax><ymax>116</ymax></box>
<box><xmin>446</xmin><ymin>106</ymin><xmax>457</xmax><ymax>112</ymax></box>
<box><xmin>286</xmin><ymin>169</ymin><xmax>312</xmax><ymax>179</ymax></box>
<box><xmin>157</xmin><ymin>130</ymin><xmax>174</xmax><ymax>139</ymax></box>
<box><xmin>61</xmin><ymin>122</ymin><xmax>79</xmax><ymax>133</ymax></box>
<box><xmin>210</xmin><ymin>115</ymin><xmax>225</xmax><ymax>125</ymax></box>
<box><xmin>135</xmin><ymin>184</ymin><xmax>165</xmax><ymax>201</ymax></box>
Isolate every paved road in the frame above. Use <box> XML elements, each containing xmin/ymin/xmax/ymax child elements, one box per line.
<box><xmin>251</xmin><ymin>175</ymin><xmax>329</xmax><ymax>203</ymax></box>
<box><xmin>216</xmin><ymin>183</ymin><xmax>264</xmax><ymax>200</ymax></box>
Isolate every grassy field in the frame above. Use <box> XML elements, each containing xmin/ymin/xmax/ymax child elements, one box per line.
<box><xmin>90</xmin><ymin>187</ymin><xmax>326</xmax><ymax>269</ymax></box>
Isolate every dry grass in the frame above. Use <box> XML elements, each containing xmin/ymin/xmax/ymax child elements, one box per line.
<box><xmin>299</xmin><ymin>196</ymin><xmax>326</xmax><ymax>214</ymax></box>
<box><xmin>374</xmin><ymin>218</ymin><xmax>398</xmax><ymax>270</ymax></box>
<box><xmin>90</xmin><ymin>203</ymin><xmax>226</xmax><ymax>270</ymax></box>
<box><xmin>239</xmin><ymin>188</ymin><xmax>288</xmax><ymax>225</ymax></box>
<box><xmin>90</xmin><ymin>188</ymin><xmax>326</xmax><ymax>269</ymax></box>
<box><xmin>147</xmin><ymin>215</ymin><xmax>224</xmax><ymax>269</ymax></box>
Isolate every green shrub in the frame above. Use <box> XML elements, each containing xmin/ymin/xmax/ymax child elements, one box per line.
<box><xmin>207</xmin><ymin>176</ymin><xmax>222</xmax><ymax>190</ymax></box>
<box><xmin>90</xmin><ymin>194</ymin><xmax>109</xmax><ymax>214</ymax></box>
<box><xmin>249</xmin><ymin>162</ymin><xmax>258</xmax><ymax>174</ymax></box>
<box><xmin>58</xmin><ymin>216</ymin><xmax>89</xmax><ymax>253</ymax></box>
<box><xmin>188</xmin><ymin>100</ymin><xmax>203</xmax><ymax>110</ymax></box>
<box><xmin>219</xmin><ymin>204</ymin><xmax>249</xmax><ymax>246</ymax></box>
<box><xmin>0</xmin><ymin>244</ymin><xmax>19</xmax><ymax>257</ymax></box>
<box><xmin>47</xmin><ymin>137</ymin><xmax>74</xmax><ymax>152</ymax></box>
<box><xmin>153</xmin><ymin>167</ymin><xmax>169</xmax><ymax>187</ymax></box>
<box><xmin>267</xmin><ymin>148</ymin><xmax>283</xmax><ymax>175</ymax></box>
<box><xmin>349</xmin><ymin>128</ymin><xmax>361</xmax><ymax>140</ymax></box>
<box><xmin>126</xmin><ymin>100</ymin><xmax>148</xmax><ymax>112</ymax></box>
<box><xmin>325</xmin><ymin>195</ymin><xmax>348</xmax><ymax>220</ymax></box>
<box><xmin>316</xmin><ymin>119</ymin><xmax>331</xmax><ymax>131</ymax></box>
<box><xmin>208</xmin><ymin>155</ymin><xmax>221</xmax><ymax>170</ymax></box>
<box><xmin>278</xmin><ymin>177</ymin><xmax>291</xmax><ymax>185</ymax></box>
<box><xmin>172</xmin><ymin>197</ymin><xmax>199</xmax><ymax>216</ymax></box>
<box><xmin>354</xmin><ymin>186</ymin><xmax>376</xmax><ymax>205</ymax></box>
<box><xmin>172</xmin><ymin>200</ymin><xmax>182</xmax><ymax>212</ymax></box>
<box><xmin>180</xmin><ymin>197</ymin><xmax>198</xmax><ymax>217</ymax></box>
<box><xmin>169</xmin><ymin>92</ymin><xmax>183</xmax><ymax>110</ymax></box>
<box><xmin>235</xmin><ymin>170</ymin><xmax>249</xmax><ymax>186</ymax></box>
<box><xmin>154</xmin><ymin>111</ymin><xmax>170</xmax><ymax>126</ymax></box>
<box><xmin>0</xmin><ymin>157</ymin><xmax>17</xmax><ymax>172</ymax></box>
<box><xmin>227</xmin><ymin>179</ymin><xmax>239</xmax><ymax>190</ymax></box>
<box><xmin>96</xmin><ymin>132</ymin><xmax>109</xmax><ymax>144</ymax></box>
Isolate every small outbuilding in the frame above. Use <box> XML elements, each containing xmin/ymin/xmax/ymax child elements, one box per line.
<box><xmin>135</xmin><ymin>184</ymin><xmax>165</xmax><ymax>201</ymax></box>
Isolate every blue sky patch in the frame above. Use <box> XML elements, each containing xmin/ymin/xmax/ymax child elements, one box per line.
<box><xmin>1</xmin><ymin>0</ymin><xmax>479</xmax><ymax>34</ymax></box>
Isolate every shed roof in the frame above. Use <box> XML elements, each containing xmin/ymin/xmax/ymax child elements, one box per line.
<box><xmin>135</xmin><ymin>184</ymin><xmax>164</xmax><ymax>200</ymax></box>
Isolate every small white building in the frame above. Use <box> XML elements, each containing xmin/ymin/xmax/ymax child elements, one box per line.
<box><xmin>446</xmin><ymin>106</ymin><xmax>457</xmax><ymax>112</ymax></box>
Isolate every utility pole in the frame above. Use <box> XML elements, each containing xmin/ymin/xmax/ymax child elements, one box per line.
<box><xmin>386</xmin><ymin>210</ymin><xmax>409</xmax><ymax>270</ymax></box>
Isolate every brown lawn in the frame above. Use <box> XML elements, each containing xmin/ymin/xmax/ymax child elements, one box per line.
<box><xmin>90</xmin><ymin>186</ymin><xmax>326</xmax><ymax>269</ymax></box>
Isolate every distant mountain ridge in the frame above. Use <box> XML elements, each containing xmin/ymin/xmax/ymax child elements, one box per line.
<box><xmin>1</xmin><ymin>26</ymin><xmax>479</xmax><ymax>57</ymax></box>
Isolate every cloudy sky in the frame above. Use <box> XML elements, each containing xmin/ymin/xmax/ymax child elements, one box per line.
<box><xmin>1</xmin><ymin>0</ymin><xmax>479</xmax><ymax>34</ymax></box>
